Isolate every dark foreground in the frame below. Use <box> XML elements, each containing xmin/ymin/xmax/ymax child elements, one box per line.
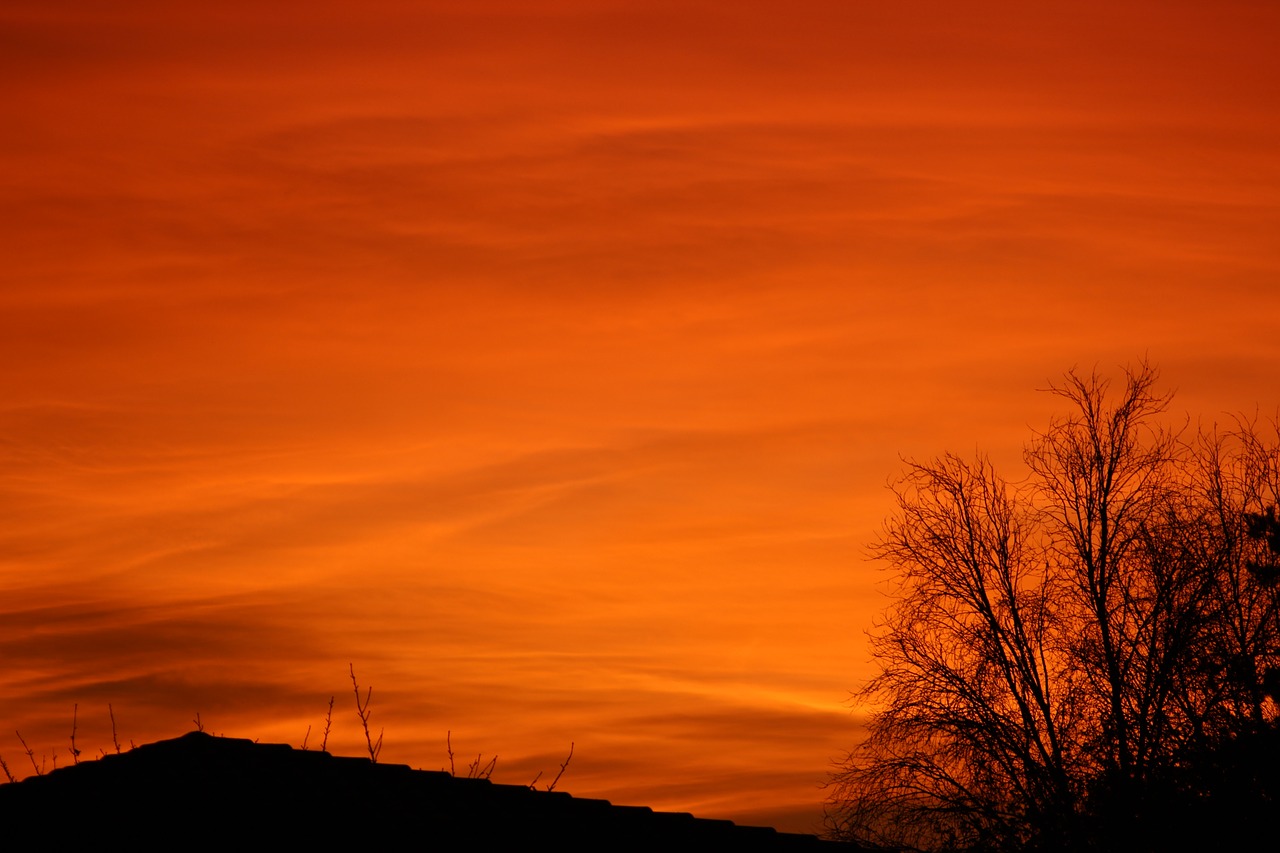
<box><xmin>0</xmin><ymin>732</ymin><xmax>852</xmax><ymax>850</ymax></box>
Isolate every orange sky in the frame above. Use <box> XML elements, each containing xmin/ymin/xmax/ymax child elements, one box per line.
<box><xmin>3</xmin><ymin>0</ymin><xmax>1280</xmax><ymax>831</ymax></box>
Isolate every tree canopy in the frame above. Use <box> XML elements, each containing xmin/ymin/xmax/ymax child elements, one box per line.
<box><xmin>828</xmin><ymin>363</ymin><xmax>1280</xmax><ymax>852</ymax></box>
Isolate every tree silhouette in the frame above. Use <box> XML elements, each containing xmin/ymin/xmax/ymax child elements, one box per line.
<box><xmin>828</xmin><ymin>364</ymin><xmax>1280</xmax><ymax>852</ymax></box>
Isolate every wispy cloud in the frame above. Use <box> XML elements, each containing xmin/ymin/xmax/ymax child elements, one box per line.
<box><xmin>3</xmin><ymin>0</ymin><xmax>1280</xmax><ymax>832</ymax></box>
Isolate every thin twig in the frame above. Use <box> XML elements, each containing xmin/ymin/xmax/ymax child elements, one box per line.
<box><xmin>349</xmin><ymin>664</ymin><xmax>382</xmax><ymax>763</ymax></box>
<box><xmin>69</xmin><ymin>704</ymin><xmax>80</xmax><ymax>765</ymax></box>
<box><xmin>193</xmin><ymin>712</ymin><xmax>204</xmax><ymax>733</ymax></box>
<box><xmin>321</xmin><ymin>696</ymin><xmax>334</xmax><ymax>753</ymax></box>
<box><xmin>301</xmin><ymin>724</ymin><xmax>311</xmax><ymax>751</ymax></box>
<box><xmin>16</xmin><ymin>732</ymin><xmax>40</xmax><ymax>777</ymax></box>
<box><xmin>0</xmin><ymin>754</ymin><xmax>13</xmax><ymax>784</ymax></box>
<box><xmin>468</xmin><ymin>753</ymin><xmax>497</xmax><ymax>779</ymax></box>
<box><xmin>546</xmin><ymin>742</ymin><xmax>574</xmax><ymax>792</ymax></box>
<box><xmin>447</xmin><ymin>730</ymin><xmax>456</xmax><ymax>775</ymax></box>
<box><xmin>109</xmin><ymin>704</ymin><xmax>121</xmax><ymax>754</ymax></box>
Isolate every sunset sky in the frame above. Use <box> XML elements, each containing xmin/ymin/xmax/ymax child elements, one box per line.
<box><xmin>3</xmin><ymin>0</ymin><xmax>1279</xmax><ymax>832</ymax></box>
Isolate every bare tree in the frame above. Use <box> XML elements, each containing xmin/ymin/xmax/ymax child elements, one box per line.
<box><xmin>829</xmin><ymin>363</ymin><xmax>1280</xmax><ymax>852</ymax></box>
<box><xmin>1194</xmin><ymin>419</ymin><xmax>1280</xmax><ymax>726</ymax></box>
<box><xmin>832</xmin><ymin>452</ymin><xmax>1080</xmax><ymax>851</ymax></box>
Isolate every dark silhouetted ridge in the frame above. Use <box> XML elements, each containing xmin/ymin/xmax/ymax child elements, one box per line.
<box><xmin>0</xmin><ymin>732</ymin><xmax>849</xmax><ymax>849</ymax></box>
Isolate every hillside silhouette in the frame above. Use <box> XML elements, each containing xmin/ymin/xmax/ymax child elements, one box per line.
<box><xmin>0</xmin><ymin>731</ymin><xmax>848</xmax><ymax>850</ymax></box>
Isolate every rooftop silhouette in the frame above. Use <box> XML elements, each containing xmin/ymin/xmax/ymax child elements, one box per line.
<box><xmin>0</xmin><ymin>732</ymin><xmax>849</xmax><ymax>849</ymax></box>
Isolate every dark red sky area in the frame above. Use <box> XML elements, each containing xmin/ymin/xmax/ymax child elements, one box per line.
<box><xmin>3</xmin><ymin>0</ymin><xmax>1279</xmax><ymax>831</ymax></box>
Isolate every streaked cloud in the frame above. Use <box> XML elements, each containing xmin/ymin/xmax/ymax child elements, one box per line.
<box><xmin>3</xmin><ymin>0</ymin><xmax>1279</xmax><ymax>831</ymax></box>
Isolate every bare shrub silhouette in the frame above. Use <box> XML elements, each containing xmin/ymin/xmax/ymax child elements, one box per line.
<box><xmin>447</xmin><ymin>729</ymin><xmax>496</xmax><ymax>779</ymax></box>
<box><xmin>1</xmin><ymin>673</ymin><xmax>573</xmax><ymax>796</ymax></box>
<box><xmin>349</xmin><ymin>663</ymin><xmax>383</xmax><ymax>763</ymax></box>
<box><xmin>829</xmin><ymin>363</ymin><xmax>1280</xmax><ymax>852</ymax></box>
